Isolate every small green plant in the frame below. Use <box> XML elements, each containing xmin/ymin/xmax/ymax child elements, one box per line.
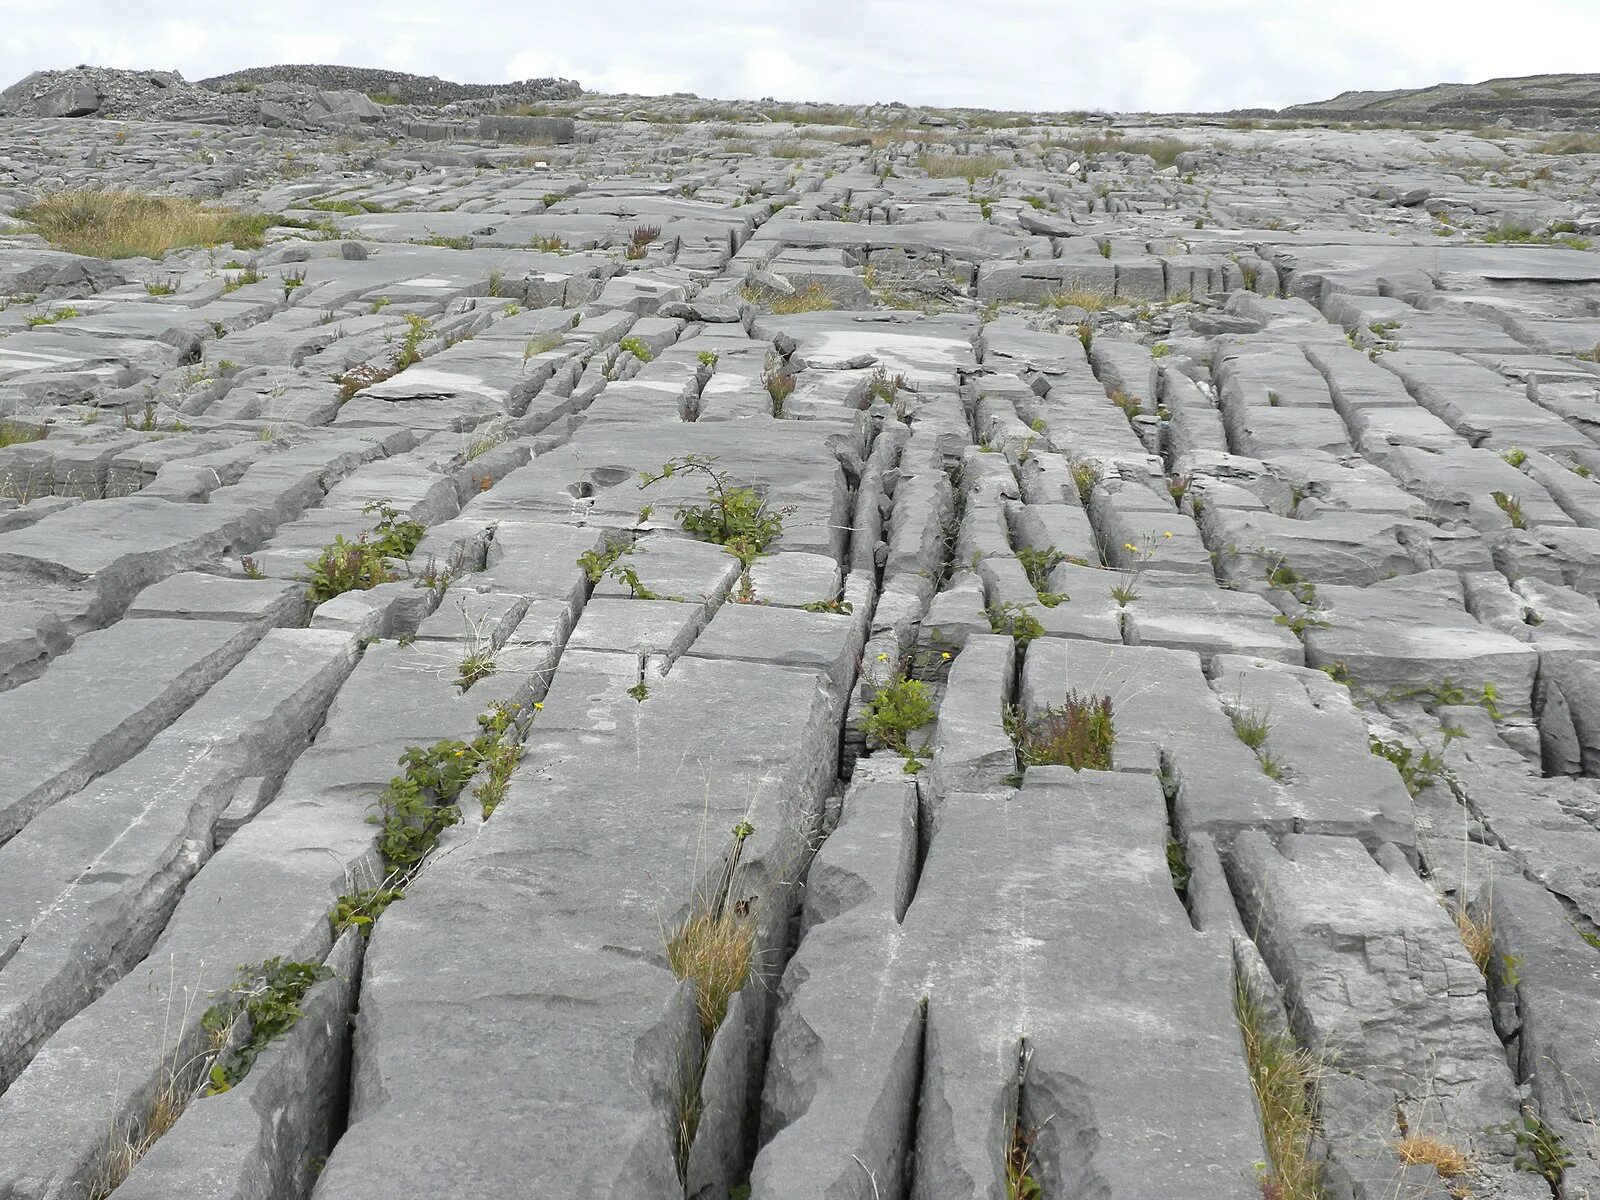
<box><xmin>1110</xmin><ymin>389</ymin><xmax>1143</xmax><ymax>420</ymax></box>
<box><xmin>860</xmin><ymin>674</ymin><xmax>936</xmax><ymax>769</ymax></box>
<box><xmin>1005</xmin><ymin>1121</ymin><xmax>1043</xmax><ymax>1200</ymax></box>
<box><xmin>1166</xmin><ymin>838</ymin><xmax>1191</xmax><ymax>894</ymax></box>
<box><xmin>329</xmin><ymin>885</ymin><xmax>405</xmax><ymax>936</ymax></box>
<box><xmin>457</xmin><ymin>647</ymin><xmax>497</xmax><ymax>690</ymax></box>
<box><xmin>1490</xmin><ymin>1113</ymin><xmax>1573</xmax><ymax>1187</ymax></box>
<box><xmin>1235</xmin><ymin>982</ymin><xmax>1323</xmax><ymax>1200</ymax></box>
<box><xmin>638</xmin><ymin>454</ymin><xmax>790</xmax><ymax>562</ymax></box>
<box><xmin>864</xmin><ymin>366</ymin><xmax>908</xmax><ymax>408</ymax></box>
<box><xmin>1016</xmin><ymin>546</ymin><xmax>1069</xmax><ymax>607</ymax></box>
<box><xmin>471</xmin><ymin>701</ymin><xmax>526</xmax><ymax>816</ymax></box>
<box><xmin>201</xmin><ymin>958</ymin><xmax>333</xmax><ymax>1093</ymax></box>
<box><xmin>1229</xmin><ymin>703</ymin><xmax>1271</xmax><ymax>751</ymax></box>
<box><xmin>1491</xmin><ymin>490</ymin><xmax>1527</xmax><ymax>529</ymax></box>
<box><xmin>626</xmin><ymin>680</ymin><xmax>651</xmax><ymax>702</ymax></box>
<box><xmin>765</xmin><ymin>360</ymin><xmax>796</xmax><ymax>417</ymax></box>
<box><xmin>987</xmin><ymin>601</ymin><xmax>1045</xmax><ymax>649</ymax></box>
<box><xmin>369</xmin><ymin>740</ymin><xmax>475</xmax><ymax>869</ymax></box>
<box><xmin>302</xmin><ymin>535</ymin><xmax>396</xmax><ymax>605</ymax></box>
<box><xmin>239</xmin><ymin>556</ymin><xmax>264</xmax><ymax>580</ymax></box>
<box><xmin>1369</xmin><ymin>736</ymin><xmax>1449</xmax><ymax>797</ymax></box>
<box><xmin>144</xmin><ymin>278</ymin><xmax>178</xmax><ymax>296</ymax></box>
<box><xmin>624</xmin><ymin>223</ymin><xmax>661</xmax><ymax>259</ymax></box>
<box><xmin>578</xmin><ymin>536</ymin><xmax>632</xmax><ymax>583</ymax></box>
<box><xmin>1070</xmin><ymin>459</ymin><xmax>1101</xmax><ymax>505</ymax></box>
<box><xmin>0</xmin><ymin>422</ymin><xmax>45</xmax><ymax>448</ymax></box>
<box><xmin>619</xmin><ymin>335</ymin><xmax>653</xmax><ymax>362</ymax></box>
<box><xmin>738</xmin><ymin>281</ymin><xmax>836</xmax><ymax>313</ymax></box>
<box><xmin>25</xmin><ymin>306</ymin><xmax>78</xmax><ymax>328</ymax></box>
<box><xmin>395</xmin><ymin>313</ymin><xmax>430</xmax><ymax>369</ymax></box>
<box><xmin>800</xmin><ymin>597</ymin><xmax>853</xmax><ymax>614</ymax></box>
<box><xmin>1500</xmin><ymin>447</ymin><xmax>1527</xmax><ymax>468</ymax></box>
<box><xmin>364</xmin><ymin>499</ymin><xmax>426</xmax><ymax>558</ymax></box>
<box><xmin>280</xmin><ymin>268</ymin><xmax>307</xmax><ymax>299</ymax></box>
<box><xmin>697</xmin><ymin>350</ymin><xmax>719</xmax><ymax>367</ymax></box>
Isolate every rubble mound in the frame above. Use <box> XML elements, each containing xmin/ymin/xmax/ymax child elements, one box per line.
<box><xmin>199</xmin><ymin>63</ymin><xmax>581</xmax><ymax>106</ymax></box>
<box><xmin>0</xmin><ymin>66</ymin><xmax>236</xmax><ymax>121</ymax></box>
<box><xmin>1285</xmin><ymin>71</ymin><xmax>1600</xmax><ymax>126</ymax></box>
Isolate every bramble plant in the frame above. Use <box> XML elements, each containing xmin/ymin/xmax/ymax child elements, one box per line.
<box><xmin>987</xmin><ymin>601</ymin><xmax>1045</xmax><ymax>649</ymax></box>
<box><xmin>201</xmin><ymin>958</ymin><xmax>332</xmax><ymax>1093</ymax></box>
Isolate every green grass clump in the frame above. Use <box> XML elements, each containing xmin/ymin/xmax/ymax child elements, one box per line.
<box><xmin>21</xmin><ymin>188</ymin><xmax>277</xmax><ymax>259</ymax></box>
<box><xmin>1235</xmin><ymin>983</ymin><xmax>1324</xmax><ymax>1200</ymax></box>
<box><xmin>0</xmin><ymin>422</ymin><xmax>46</xmax><ymax>448</ymax></box>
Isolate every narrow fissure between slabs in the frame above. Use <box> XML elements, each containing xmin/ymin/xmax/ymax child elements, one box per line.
<box><xmin>1157</xmin><ymin>749</ymin><xmax>1196</xmax><ymax>927</ymax></box>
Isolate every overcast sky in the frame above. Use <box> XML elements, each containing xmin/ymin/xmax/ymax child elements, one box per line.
<box><xmin>5</xmin><ymin>1</ymin><xmax>1600</xmax><ymax>112</ymax></box>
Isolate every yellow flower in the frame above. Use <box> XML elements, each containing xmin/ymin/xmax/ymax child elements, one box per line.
<box><xmin>1123</xmin><ymin>542</ymin><xmax>1137</xmax><ymax>552</ymax></box>
<box><xmin>1163</xmin><ymin>530</ymin><xmax>1173</xmax><ymax>539</ymax></box>
<box><xmin>941</xmin><ymin>652</ymin><xmax>951</xmax><ymax>660</ymax></box>
<box><xmin>876</xmin><ymin>652</ymin><xmax>889</xmax><ymax>662</ymax></box>
<box><xmin>533</xmin><ymin>702</ymin><xmax>544</xmax><ymax>710</ymax></box>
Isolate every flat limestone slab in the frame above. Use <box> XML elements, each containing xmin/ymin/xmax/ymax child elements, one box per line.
<box><xmin>0</xmin><ymin>618</ymin><xmax>263</xmax><ymax>842</ymax></box>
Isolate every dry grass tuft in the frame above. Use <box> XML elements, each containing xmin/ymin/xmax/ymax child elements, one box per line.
<box><xmin>917</xmin><ymin>151</ymin><xmax>1011</xmax><ymax>178</ymax></box>
<box><xmin>1452</xmin><ymin>902</ymin><xmax>1495</xmax><ymax>975</ymax></box>
<box><xmin>1235</xmin><ymin>981</ymin><xmax>1324</xmax><ymax>1200</ymax></box>
<box><xmin>666</xmin><ymin>909</ymin><xmax>754</xmax><ymax>1041</ymax></box>
<box><xmin>87</xmin><ymin>1073</ymin><xmax>191</xmax><ymax>1200</ymax></box>
<box><xmin>739</xmin><ymin>281</ymin><xmax>837</xmax><ymax>314</ymax></box>
<box><xmin>1395</xmin><ymin>1133</ymin><xmax>1475</xmax><ymax>1193</ymax></box>
<box><xmin>21</xmin><ymin>188</ymin><xmax>276</xmax><ymax>260</ymax></box>
<box><xmin>1040</xmin><ymin>286</ymin><xmax>1113</xmax><ymax>312</ymax></box>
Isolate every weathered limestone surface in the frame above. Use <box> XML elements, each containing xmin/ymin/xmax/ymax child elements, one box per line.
<box><xmin>0</xmin><ymin>72</ymin><xmax>1598</xmax><ymax>1200</ymax></box>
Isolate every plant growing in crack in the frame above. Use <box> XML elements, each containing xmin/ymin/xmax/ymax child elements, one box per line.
<box><xmin>764</xmin><ymin>354</ymin><xmax>796</xmax><ymax>417</ymax></box>
<box><xmin>987</xmin><ymin>601</ymin><xmax>1045</xmax><ymax>649</ymax></box>
<box><xmin>860</xmin><ymin>673</ymin><xmax>937</xmax><ymax>772</ymax></box>
<box><xmin>1009</xmin><ymin>691</ymin><xmax>1114</xmax><ymax>771</ymax></box>
<box><xmin>1110</xmin><ymin>531</ymin><xmax>1170</xmax><ymax>606</ymax></box>
<box><xmin>638</xmin><ymin>455</ymin><xmax>792</xmax><ymax>575</ymax></box>
<box><xmin>200</xmin><ymin>958</ymin><xmax>331</xmax><ymax>1094</ymax></box>
<box><xmin>1016</xmin><ymin>546</ymin><xmax>1069</xmax><ymax>607</ymax></box>
<box><xmin>665</xmin><ymin>820</ymin><xmax>760</xmax><ymax>1180</ymax></box>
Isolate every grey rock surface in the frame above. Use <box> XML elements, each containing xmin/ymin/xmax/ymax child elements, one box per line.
<box><xmin>0</xmin><ymin>63</ymin><xmax>1596</xmax><ymax>1200</ymax></box>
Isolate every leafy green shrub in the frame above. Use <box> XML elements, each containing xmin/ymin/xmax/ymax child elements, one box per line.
<box><xmin>201</xmin><ymin>958</ymin><xmax>332</xmax><ymax>1093</ymax></box>
<box><xmin>303</xmin><ymin>535</ymin><xmax>396</xmax><ymax>605</ymax></box>
<box><xmin>861</xmin><ymin>674</ymin><xmax>937</xmax><ymax>771</ymax></box>
<box><xmin>369</xmin><ymin>740</ymin><xmax>476</xmax><ymax>868</ymax></box>
<box><xmin>639</xmin><ymin>454</ymin><xmax>790</xmax><ymax>562</ymax></box>
<box><xmin>987</xmin><ymin>601</ymin><xmax>1045</xmax><ymax>649</ymax></box>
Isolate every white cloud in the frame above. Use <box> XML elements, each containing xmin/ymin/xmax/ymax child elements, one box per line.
<box><xmin>4</xmin><ymin>0</ymin><xmax>1600</xmax><ymax>112</ymax></box>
